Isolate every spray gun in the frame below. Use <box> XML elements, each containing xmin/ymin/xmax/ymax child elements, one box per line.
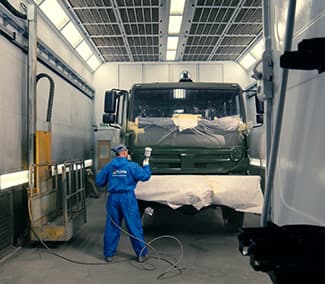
<box><xmin>143</xmin><ymin>147</ymin><xmax>152</xmax><ymax>166</ymax></box>
<box><xmin>145</xmin><ymin>147</ymin><xmax>152</xmax><ymax>158</ymax></box>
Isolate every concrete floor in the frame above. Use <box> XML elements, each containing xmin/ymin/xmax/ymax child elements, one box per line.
<box><xmin>0</xmin><ymin>195</ymin><xmax>271</xmax><ymax>284</ymax></box>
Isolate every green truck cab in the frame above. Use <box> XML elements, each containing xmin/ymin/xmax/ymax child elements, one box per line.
<box><xmin>104</xmin><ymin>82</ymin><xmax>249</xmax><ymax>174</ymax></box>
<box><xmin>103</xmin><ymin>80</ymin><xmax>255</xmax><ymax>228</ymax></box>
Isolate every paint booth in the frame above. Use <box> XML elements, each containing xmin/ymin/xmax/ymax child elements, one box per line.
<box><xmin>1</xmin><ymin>0</ymin><xmax>324</xmax><ymax>283</ymax></box>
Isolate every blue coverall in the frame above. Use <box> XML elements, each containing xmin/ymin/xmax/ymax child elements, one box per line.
<box><xmin>96</xmin><ymin>156</ymin><xmax>151</xmax><ymax>258</ymax></box>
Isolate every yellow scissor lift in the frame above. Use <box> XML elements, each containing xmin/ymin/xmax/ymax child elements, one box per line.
<box><xmin>28</xmin><ymin>74</ymin><xmax>87</xmax><ymax>242</ymax></box>
<box><xmin>28</xmin><ymin>131</ymin><xmax>87</xmax><ymax>241</ymax></box>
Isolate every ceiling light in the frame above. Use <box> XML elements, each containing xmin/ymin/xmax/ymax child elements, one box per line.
<box><xmin>168</xmin><ymin>15</ymin><xmax>183</xmax><ymax>34</ymax></box>
<box><xmin>239</xmin><ymin>52</ymin><xmax>256</xmax><ymax>70</ymax></box>
<box><xmin>87</xmin><ymin>55</ymin><xmax>101</xmax><ymax>71</ymax></box>
<box><xmin>167</xmin><ymin>36</ymin><xmax>179</xmax><ymax>50</ymax></box>
<box><xmin>170</xmin><ymin>0</ymin><xmax>185</xmax><ymax>15</ymax></box>
<box><xmin>250</xmin><ymin>39</ymin><xmax>265</xmax><ymax>60</ymax></box>
<box><xmin>76</xmin><ymin>40</ymin><xmax>93</xmax><ymax>61</ymax></box>
<box><xmin>39</xmin><ymin>0</ymin><xmax>69</xmax><ymax>30</ymax></box>
<box><xmin>0</xmin><ymin>171</ymin><xmax>28</xmax><ymax>190</ymax></box>
<box><xmin>61</xmin><ymin>22</ymin><xmax>83</xmax><ymax>48</ymax></box>
<box><xmin>166</xmin><ymin>50</ymin><xmax>176</xmax><ymax>61</ymax></box>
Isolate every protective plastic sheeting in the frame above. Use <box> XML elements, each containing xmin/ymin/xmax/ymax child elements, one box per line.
<box><xmin>135</xmin><ymin>175</ymin><xmax>263</xmax><ymax>214</ymax></box>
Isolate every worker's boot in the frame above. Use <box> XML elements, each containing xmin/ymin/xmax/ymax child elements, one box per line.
<box><xmin>105</xmin><ymin>256</ymin><xmax>113</xmax><ymax>262</ymax></box>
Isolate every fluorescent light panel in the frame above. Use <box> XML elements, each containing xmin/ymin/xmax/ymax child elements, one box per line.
<box><xmin>168</xmin><ymin>15</ymin><xmax>183</xmax><ymax>34</ymax></box>
<box><xmin>170</xmin><ymin>0</ymin><xmax>185</xmax><ymax>14</ymax></box>
<box><xmin>37</xmin><ymin>0</ymin><xmax>102</xmax><ymax>71</ymax></box>
<box><xmin>39</xmin><ymin>0</ymin><xmax>69</xmax><ymax>30</ymax></box>
<box><xmin>166</xmin><ymin>50</ymin><xmax>176</xmax><ymax>60</ymax></box>
<box><xmin>0</xmin><ymin>171</ymin><xmax>28</xmax><ymax>190</ymax></box>
<box><xmin>0</xmin><ymin>159</ymin><xmax>93</xmax><ymax>190</ymax></box>
<box><xmin>76</xmin><ymin>41</ymin><xmax>93</xmax><ymax>60</ymax></box>
<box><xmin>250</xmin><ymin>39</ymin><xmax>265</xmax><ymax>60</ymax></box>
<box><xmin>87</xmin><ymin>55</ymin><xmax>101</xmax><ymax>71</ymax></box>
<box><xmin>61</xmin><ymin>22</ymin><xmax>83</xmax><ymax>47</ymax></box>
<box><xmin>239</xmin><ymin>52</ymin><xmax>256</xmax><ymax>69</ymax></box>
<box><xmin>167</xmin><ymin>36</ymin><xmax>179</xmax><ymax>50</ymax></box>
<box><xmin>0</xmin><ymin>160</ymin><xmax>93</xmax><ymax>189</ymax></box>
<box><xmin>166</xmin><ymin>0</ymin><xmax>184</xmax><ymax>61</ymax></box>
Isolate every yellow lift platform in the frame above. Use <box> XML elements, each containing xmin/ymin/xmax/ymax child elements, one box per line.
<box><xmin>27</xmin><ymin>74</ymin><xmax>87</xmax><ymax>241</ymax></box>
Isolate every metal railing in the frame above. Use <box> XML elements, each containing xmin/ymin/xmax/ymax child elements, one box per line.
<box><xmin>62</xmin><ymin>160</ymin><xmax>87</xmax><ymax>225</ymax></box>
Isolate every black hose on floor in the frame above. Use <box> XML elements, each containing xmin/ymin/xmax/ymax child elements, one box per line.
<box><xmin>27</xmin><ymin>190</ymin><xmax>186</xmax><ymax>279</ymax></box>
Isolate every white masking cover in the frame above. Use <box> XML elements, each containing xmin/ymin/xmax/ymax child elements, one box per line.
<box><xmin>135</xmin><ymin>175</ymin><xmax>263</xmax><ymax>214</ymax></box>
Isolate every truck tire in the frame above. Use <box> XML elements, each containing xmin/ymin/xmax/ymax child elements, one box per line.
<box><xmin>221</xmin><ymin>206</ymin><xmax>244</xmax><ymax>232</ymax></box>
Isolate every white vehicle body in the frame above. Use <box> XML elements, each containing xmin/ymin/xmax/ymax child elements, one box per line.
<box><xmin>265</xmin><ymin>0</ymin><xmax>325</xmax><ymax>226</ymax></box>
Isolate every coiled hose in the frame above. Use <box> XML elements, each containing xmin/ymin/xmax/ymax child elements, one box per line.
<box><xmin>27</xmin><ymin>189</ymin><xmax>185</xmax><ymax>280</ymax></box>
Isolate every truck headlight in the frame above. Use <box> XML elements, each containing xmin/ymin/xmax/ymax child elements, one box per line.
<box><xmin>230</xmin><ymin>148</ymin><xmax>243</xmax><ymax>162</ymax></box>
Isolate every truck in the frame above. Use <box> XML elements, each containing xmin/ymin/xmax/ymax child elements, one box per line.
<box><xmin>102</xmin><ymin>73</ymin><xmax>263</xmax><ymax>229</ymax></box>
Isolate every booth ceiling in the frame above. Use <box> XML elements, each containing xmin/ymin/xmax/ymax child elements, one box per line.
<box><xmin>63</xmin><ymin>0</ymin><xmax>263</xmax><ymax>63</ymax></box>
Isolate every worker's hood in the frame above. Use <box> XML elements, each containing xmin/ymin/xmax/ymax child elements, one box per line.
<box><xmin>111</xmin><ymin>157</ymin><xmax>129</xmax><ymax>169</ymax></box>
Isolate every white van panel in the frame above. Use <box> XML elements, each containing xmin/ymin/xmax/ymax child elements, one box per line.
<box><xmin>271</xmin><ymin>0</ymin><xmax>325</xmax><ymax>225</ymax></box>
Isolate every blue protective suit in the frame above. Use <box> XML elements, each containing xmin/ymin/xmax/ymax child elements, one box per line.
<box><xmin>96</xmin><ymin>157</ymin><xmax>151</xmax><ymax>258</ymax></box>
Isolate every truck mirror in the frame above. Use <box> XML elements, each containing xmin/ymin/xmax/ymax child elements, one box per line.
<box><xmin>256</xmin><ymin>113</ymin><xmax>264</xmax><ymax>124</ymax></box>
<box><xmin>104</xmin><ymin>90</ymin><xmax>117</xmax><ymax>113</ymax></box>
<box><xmin>254</xmin><ymin>95</ymin><xmax>264</xmax><ymax>126</ymax></box>
<box><xmin>255</xmin><ymin>95</ymin><xmax>264</xmax><ymax>114</ymax></box>
<box><xmin>103</xmin><ymin>113</ymin><xmax>116</xmax><ymax>124</ymax></box>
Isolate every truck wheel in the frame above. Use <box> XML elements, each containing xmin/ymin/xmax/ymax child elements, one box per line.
<box><xmin>221</xmin><ymin>206</ymin><xmax>244</xmax><ymax>232</ymax></box>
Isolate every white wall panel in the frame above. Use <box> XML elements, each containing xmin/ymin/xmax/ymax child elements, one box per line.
<box><xmin>0</xmin><ymin>110</ymin><xmax>23</xmax><ymax>172</ymax></box>
<box><xmin>0</xmin><ymin>35</ymin><xmax>94</xmax><ymax>173</ymax></box>
<box><xmin>223</xmin><ymin>61</ymin><xmax>255</xmax><ymax>89</ymax></box>
<box><xmin>0</xmin><ymin>37</ymin><xmax>26</xmax><ymax>172</ymax></box>
<box><xmin>36</xmin><ymin>65</ymin><xmax>94</xmax><ymax>163</ymax></box>
<box><xmin>143</xmin><ymin>64</ymin><xmax>169</xmax><ymax>83</ymax></box>
<box><xmin>93</xmin><ymin>64</ymin><xmax>119</xmax><ymax>125</ymax></box>
<box><xmin>198</xmin><ymin>64</ymin><xmax>223</xmax><ymax>82</ymax></box>
<box><xmin>118</xmin><ymin>64</ymin><xmax>142</xmax><ymax>90</ymax></box>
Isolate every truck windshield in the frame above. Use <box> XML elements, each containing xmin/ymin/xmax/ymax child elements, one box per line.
<box><xmin>130</xmin><ymin>88</ymin><xmax>242</xmax><ymax>121</ymax></box>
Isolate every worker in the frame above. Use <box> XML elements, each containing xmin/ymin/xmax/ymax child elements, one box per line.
<box><xmin>96</xmin><ymin>144</ymin><xmax>151</xmax><ymax>262</ymax></box>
